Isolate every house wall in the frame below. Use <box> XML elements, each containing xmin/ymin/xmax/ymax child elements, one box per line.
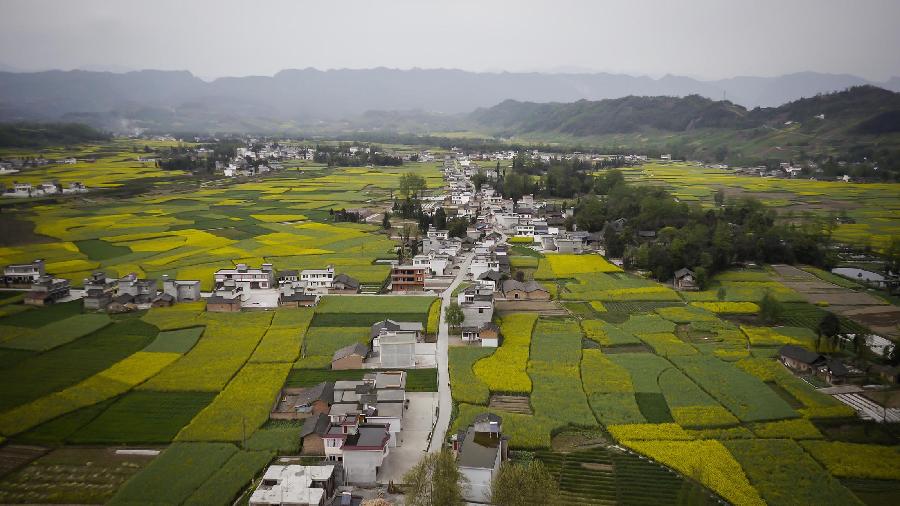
<box><xmin>207</xmin><ymin>302</ymin><xmax>241</xmax><ymax>312</ymax></box>
<box><xmin>504</xmin><ymin>289</ymin><xmax>527</xmax><ymax>300</ymax></box>
<box><xmin>526</xmin><ymin>290</ymin><xmax>550</xmax><ymax>301</ymax></box>
<box><xmin>460</xmin><ymin>467</ymin><xmax>493</xmax><ymax>503</ymax></box>
<box><xmin>481</xmin><ymin>337</ymin><xmax>499</xmax><ymax>348</ymax></box>
<box><xmin>343</xmin><ymin>449</ymin><xmax>385</xmax><ymax>484</ymax></box>
<box><xmin>301</xmin><ymin>435</ymin><xmax>325</xmax><ymax>456</ymax></box>
<box><xmin>332</xmin><ymin>355</ymin><xmax>363</xmax><ymax>370</ymax></box>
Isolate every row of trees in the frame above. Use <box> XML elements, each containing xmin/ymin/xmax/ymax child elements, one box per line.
<box><xmin>403</xmin><ymin>450</ymin><xmax>559</xmax><ymax>506</ymax></box>
<box><xmin>567</xmin><ymin>171</ymin><xmax>833</xmax><ymax>285</ymax></box>
<box><xmin>313</xmin><ymin>144</ymin><xmax>403</xmax><ymax>167</ymax></box>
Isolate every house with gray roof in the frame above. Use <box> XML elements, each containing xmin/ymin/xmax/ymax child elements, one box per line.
<box><xmin>452</xmin><ymin>413</ymin><xmax>508</xmax><ymax>502</ymax></box>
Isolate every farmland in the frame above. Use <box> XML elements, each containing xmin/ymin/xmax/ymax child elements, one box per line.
<box><xmin>445</xmin><ymin>237</ymin><xmax>900</xmax><ymax>505</ymax></box>
<box><xmin>0</xmin><ymin>139</ymin><xmax>451</xmax><ymax>504</ymax></box>
<box><xmin>1</xmin><ymin>136</ymin><xmax>899</xmax><ymax>505</ymax></box>
<box><xmin>619</xmin><ymin>162</ymin><xmax>900</xmax><ymax>252</ymax></box>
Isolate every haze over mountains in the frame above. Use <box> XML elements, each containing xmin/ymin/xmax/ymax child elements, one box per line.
<box><xmin>0</xmin><ymin>67</ymin><xmax>899</xmax><ymax>133</ymax></box>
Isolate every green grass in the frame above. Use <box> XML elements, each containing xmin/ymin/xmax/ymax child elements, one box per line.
<box><xmin>310</xmin><ymin>311</ymin><xmax>427</xmax><ymax>327</ymax></box>
<box><xmin>0</xmin><ymin>299</ymin><xmax>83</xmax><ymax>328</ymax></box>
<box><xmin>142</xmin><ymin>327</ymin><xmax>205</xmax><ymax>353</ymax></box>
<box><xmin>449</xmin><ymin>347</ymin><xmax>494</xmax><ymax>405</ymax></box>
<box><xmin>69</xmin><ymin>391</ymin><xmax>216</xmax><ymax>444</ymax></box>
<box><xmin>0</xmin><ymin>319</ymin><xmax>157</xmax><ymax>412</ymax></box>
<box><xmin>528</xmin><ymin>319</ymin><xmax>596</xmax><ymax>427</ymax></box>
<box><xmin>285</xmin><ymin>368</ymin><xmax>438</xmax><ymax>392</ymax></box>
<box><xmin>74</xmin><ymin>238</ymin><xmax>132</xmax><ymax>261</ymax></box>
<box><xmin>315</xmin><ymin>295</ymin><xmax>435</xmax><ymax>313</ymax></box>
<box><xmin>0</xmin><ymin>448</ymin><xmax>153</xmax><ymax>505</ymax></box>
<box><xmin>673</xmin><ymin>355</ymin><xmax>798</xmax><ymax>422</ymax></box>
<box><xmin>245</xmin><ymin>420</ymin><xmax>303</xmax><ymax>453</ymax></box>
<box><xmin>725</xmin><ymin>439</ymin><xmax>864</xmax><ymax>506</ymax></box>
<box><xmin>302</xmin><ymin>326</ymin><xmax>368</xmax><ymax>358</ymax></box>
<box><xmin>1</xmin><ymin>313</ymin><xmax>111</xmax><ymax>351</ymax></box>
<box><xmin>108</xmin><ymin>443</ymin><xmax>239</xmax><ymax>505</ymax></box>
<box><xmin>15</xmin><ymin>399</ymin><xmax>117</xmax><ymax>445</ymax></box>
<box><xmin>183</xmin><ymin>450</ymin><xmax>274</xmax><ymax>506</ymax></box>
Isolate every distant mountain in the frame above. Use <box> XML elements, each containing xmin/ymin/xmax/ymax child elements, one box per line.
<box><xmin>1</xmin><ymin>67</ymin><xmax>898</xmax><ymax>133</ymax></box>
<box><xmin>467</xmin><ymin>86</ymin><xmax>900</xmax><ymax>166</ymax></box>
<box><xmin>469</xmin><ymin>86</ymin><xmax>900</xmax><ymax>136</ymax></box>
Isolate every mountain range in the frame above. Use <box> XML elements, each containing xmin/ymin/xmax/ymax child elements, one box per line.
<box><xmin>1</xmin><ymin>67</ymin><xmax>899</xmax><ymax>133</ymax></box>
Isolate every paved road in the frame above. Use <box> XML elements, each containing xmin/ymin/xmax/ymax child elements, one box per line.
<box><xmin>428</xmin><ymin>252</ymin><xmax>473</xmax><ymax>452</ymax></box>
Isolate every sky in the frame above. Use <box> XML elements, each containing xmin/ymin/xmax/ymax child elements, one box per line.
<box><xmin>1</xmin><ymin>0</ymin><xmax>899</xmax><ymax>81</ymax></box>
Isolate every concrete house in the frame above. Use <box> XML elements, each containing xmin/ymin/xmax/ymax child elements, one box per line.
<box><xmin>161</xmin><ymin>276</ymin><xmax>201</xmax><ymax>302</ymax></box>
<box><xmin>278</xmin><ymin>285</ymin><xmax>318</xmax><ymax>308</ymax></box>
<box><xmin>331</xmin><ymin>343</ymin><xmax>369</xmax><ymax>370</ymax></box>
<box><xmin>214</xmin><ymin>263</ymin><xmax>275</xmax><ymax>290</ymax></box>
<box><xmin>83</xmin><ymin>271</ymin><xmax>117</xmax><ymax>310</ymax></box>
<box><xmin>333</xmin><ymin>421</ymin><xmax>391</xmax><ymax>484</ymax></box>
<box><xmin>390</xmin><ymin>265</ymin><xmax>426</xmax><ymax>292</ymax></box>
<box><xmin>24</xmin><ymin>276</ymin><xmax>70</xmax><ymax>306</ymax></box>
<box><xmin>3</xmin><ymin>259</ymin><xmax>45</xmax><ymax>286</ymax></box>
<box><xmin>207</xmin><ymin>280</ymin><xmax>243</xmax><ymax>312</ymax></box>
<box><xmin>461</xmin><ymin>322</ymin><xmax>501</xmax><ymax>348</ymax></box>
<box><xmin>300</xmin><ymin>266</ymin><xmax>334</xmax><ymax>293</ymax></box>
<box><xmin>116</xmin><ymin>273</ymin><xmax>158</xmax><ymax>305</ymax></box>
<box><xmin>370</xmin><ymin>319</ymin><xmax>424</xmax><ymax>341</ymax></box>
<box><xmin>453</xmin><ymin>413</ymin><xmax>509</xmax><ymax>503</ymax></box>
<box><xmin>249</xmin><ymin>464</ymin><xmax>336</xmax><ymax>506</ymax></box>
<box><xmin>376</xmin><ymin>332</ymin><xmax>416</xmax><ymax>368</ymax></box>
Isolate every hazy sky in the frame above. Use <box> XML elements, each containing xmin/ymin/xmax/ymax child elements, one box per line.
<box><xmin>2</xmin><ymin>0</ymin><xmax>899</xmax><ymax>81</ymax></box>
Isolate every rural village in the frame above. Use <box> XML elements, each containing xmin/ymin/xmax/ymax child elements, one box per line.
<box><xmin>0</xmin><ymin>136</ymin><xmax>899</xmax><ymax>505</ymax></box>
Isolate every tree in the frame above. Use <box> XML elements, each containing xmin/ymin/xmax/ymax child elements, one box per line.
<box><xmin>818</xmin><ymin>312</ymin><xmax>840</xmax><ymax>351</ymax></box>
<box><xmin>758</xmin><ymin>291</ymin><xmax>782</xmax><ymax>324</ymax></box>
<box><xmin>382</xmin><ymin>211</ymin><xmax>392</xmax><ymax>230</ymax></box>
<box><xmin>716</xmin><ymin>286</ymin><xmax>727</xmax><ymax>301</ymax></box>
<box><xmin>434</xmin><ymin>207</ymin><xmax>447</xmax><ymax>229</ymax></box>
<box><xmin>403</xmin><ymin>449</ymin><xmax>467</xmax><ymax>506</ymax></box>
<box><xmin>447</xmin><ymin>218</ymin><xmax>469</xmax><ymax>239</ymax></box>
<box><xmin>714</xmin><ymin>188</ymin><xmax>725</xmax><ymax>207</ymax></box>
<box><xmin>444</xmin><ymin>302</ymin><xmax>464</xmax><ymax>331</ymax></box>
<box><xmin>399</xmin><ymin>172</ymin><xmax>427</xmax><ymax>199</ymax></box>
<box><xmin>491</xmin><ymin>460</ymin><xmax>559</xmax><ymax>506</ymax></box>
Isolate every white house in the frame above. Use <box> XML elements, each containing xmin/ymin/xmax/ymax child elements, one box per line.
<box><xmin>454</xmin><ymin>413</ymin><xmax>508</xmax><ymax>502</ymax></box>
<box><xmin>299</xmin><ymin>265</ymin><xmax>334</xmax><ymax>293</ymax></box>
<box><xmin>214</xmin><ymin>263</ymin><xmax>275</xmax><ymax>290</ymax></box>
